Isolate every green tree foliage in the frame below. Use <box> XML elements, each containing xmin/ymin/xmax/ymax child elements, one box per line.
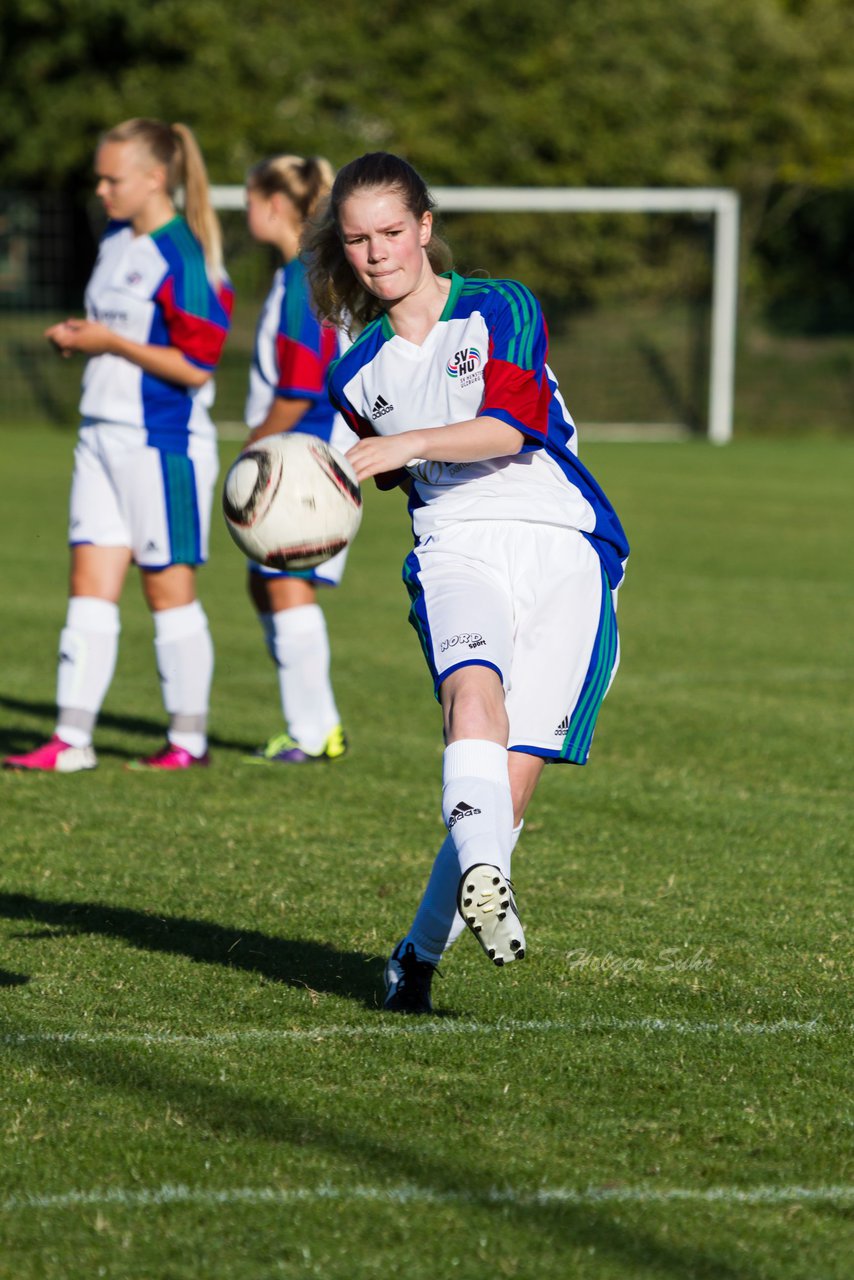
<box><xmin>1</xmin><ymin>0</ymin><xmax>852</xmax><ymax>322</ymax></box>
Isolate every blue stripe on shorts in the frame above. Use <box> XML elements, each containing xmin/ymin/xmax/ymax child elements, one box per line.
<box><xmin>559</xmin><ymin>563</ymin><xmax>618</xmax><ymax>764</ymax></box>
<box><xmin>160</xmin><ymin>452</ymin><xmax>201</xmax><ymax>565</ymax></box>
<box><xmin>403</xmin><ymin>547</ymin><xmax>438</xmax><ymax>688</ymax></box>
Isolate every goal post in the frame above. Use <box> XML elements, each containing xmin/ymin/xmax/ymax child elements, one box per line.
<box><xmin>210</xmin><ymin>185</ymin><xmax>740</xmax><ymax>444</ymax></box>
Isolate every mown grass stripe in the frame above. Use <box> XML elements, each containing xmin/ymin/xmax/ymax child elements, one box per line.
<box><xmin>2</xmin><ymin>1016</ymin><xmax>842</xmax><ymax>1048</ymax></box>
<box><xmin>3</xmin><ymin>1181</ymin><xmax>853</xmax><ymax>1214</ymax></box>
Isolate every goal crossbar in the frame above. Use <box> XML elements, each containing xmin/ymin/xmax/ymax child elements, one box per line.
<box><xmin>211</xmin><ymin>185</ymin><xmax>739</xmax><ymax>443</ymax></box>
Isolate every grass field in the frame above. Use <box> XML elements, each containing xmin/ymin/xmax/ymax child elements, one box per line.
<box><xmin>0</xmin><ymin>427</ymin><xmax>851</xmax><ymax>1279</ymax></box>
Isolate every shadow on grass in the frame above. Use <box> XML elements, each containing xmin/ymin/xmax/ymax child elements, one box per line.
<box><xmin>0</xmin><ymin>968</ymin><xmax>29</xmax><ymax>987</ymax></box>
<box><xmin>0</xmin><ymin>891</ymin><xmax>384</xmax><ymax>1009</ymax></box>
<box><xmin>6</xmin><ymin>1030</ymin><xmax>763</xmax><ymax>1280</ymax></box>
<box><xmin>0</xmin><ymin>693</ymin><xmax>256</xmax><ymax>758</ymax></box>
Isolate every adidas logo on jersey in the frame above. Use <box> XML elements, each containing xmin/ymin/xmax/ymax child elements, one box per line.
<box><xmin>554</xmin><ymin>715</ymin><xmax>570</xmax><ymax>736</ymax></box>
<box><xmin>371</xmin><ymin>395</ymin><xmax>394</xmax><ymax>420</ymax></box>
<box><xmin>447</xmin><ymin>800</ymin><xmax>482</xmax><ymax>829</ymax></box>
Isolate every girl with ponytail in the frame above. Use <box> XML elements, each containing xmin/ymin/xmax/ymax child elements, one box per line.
<box><xmin>5</xmin><ymin>119</ymin><xmax>233</xmax><ymax>774</ymax></box>
<box><xmin>239</xmin><ymin>154</ymin><xmax>354</xmax><ymax>766</ymax></box>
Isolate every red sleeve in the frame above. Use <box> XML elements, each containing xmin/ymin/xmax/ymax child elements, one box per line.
<box><xmin>480</xmin><ymin>348</ymin><xmax>550</xmax><ymax>444</ymax></box>
<box><xmin>477</xmin><ymin>283</ymin><xmax>551</xmax><ymax>445</ymax></box>
<box><xmin>155</xmin><ymin>276</ymin><xmax>231</xmax><ymax>370</ymax></box>
<box><xmin>275</xmin><ymin>324</ymin><xmax>337</xmax><ymax>399</ymax></box>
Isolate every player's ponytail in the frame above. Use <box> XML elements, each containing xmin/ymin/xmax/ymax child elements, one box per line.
<box><xmin>170</xmin><ymin>123</ymin><xmax>225</xmax><ymax>285</ymax></box>
<box><xmin>100</xmin><ymin>118</ymin><xmax>225</xmax><ymax>285</ymax></box>
<box><xmin>247</xmin><ymin>154</ymin><xmax>335</xmax><ymax>222</ymax></box>
<box><xmin>304</xmin><ymin>151</ymin><xmax>452</xmax><ymax>333</ymax></box>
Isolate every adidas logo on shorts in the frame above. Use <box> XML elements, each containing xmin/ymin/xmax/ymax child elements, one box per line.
<box><xmin>554</xmin><ymin>715</ymin><xmax>570</xmax><ymax>736</ymax></box>
<box><xmin>448</xmin><ymin>800</ymin><xmax>482</xmax><ymax>829</ymax></box>
<box><xmin>371</xmin><ymin>394</ymin><xmax>394</xmax><ymax>420</ymax></box>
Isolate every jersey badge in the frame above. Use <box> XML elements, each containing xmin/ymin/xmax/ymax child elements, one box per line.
<box><xmin>446</xmin><ymin>347</ymin><xmax>483</xmax><ymax>387</ymax></box>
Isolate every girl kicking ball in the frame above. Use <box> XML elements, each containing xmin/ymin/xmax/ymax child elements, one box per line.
<box><xmin>306</xmin><ymin>152</ymin><xmax>629</xmax><ymax>1013</ymax></box>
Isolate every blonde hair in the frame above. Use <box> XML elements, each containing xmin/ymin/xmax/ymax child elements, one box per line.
<box><xmin>101</xmin><ymin>118</ymin><xmax>224</xmax><ymax>283</ymax></box>
<box><xmin>247</xmin><ymin>154</ymin><xmax>335</xmax><ymax>222</ymax></box>
<box><xmin>304</xmin><ymin>151</ymin><xmax>452</xmax><ymax>331</ymax></box>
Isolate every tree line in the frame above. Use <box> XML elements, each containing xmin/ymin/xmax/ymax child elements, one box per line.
<box><xmin>1</xmin><ymin>0</ymin><xmax>852</xmax><ymax>328</ymax></box>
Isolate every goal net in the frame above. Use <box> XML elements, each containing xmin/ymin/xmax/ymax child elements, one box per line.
<box><xmin>212</xmin><ymin>185</ymin><xmax>739</xmax><ymax>444</ymax></box>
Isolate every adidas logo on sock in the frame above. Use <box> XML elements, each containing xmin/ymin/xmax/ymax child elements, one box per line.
<box><xmin>554</xmin><ymin>715</ymin><xmax>570</xmax><ymax>736</ymax></box>
<box><xmin>371</xmin><ymin>394</ymin><xmax>394</xmax><ymax>420</ymax></box>
<box><xmin>448</xmin><ymin>800</ymin><xmax>482</xmax><ymax>829</ymax></box>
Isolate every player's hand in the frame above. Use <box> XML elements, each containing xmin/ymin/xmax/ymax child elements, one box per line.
<box><xmin>44</xmin><ymin>319</ymin><xmax>116</xmax><ymax>358</ymax></box>
<box><xmin>346</xmin><ymin>434</ymin><xmax>419</xmax><ymax>481</ymax></box>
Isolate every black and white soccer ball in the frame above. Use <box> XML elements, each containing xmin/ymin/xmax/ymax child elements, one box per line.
<box><xmin>222</xmin><ymin>433</ymin><xmax>362</xmax><ymax>570</ymax></box>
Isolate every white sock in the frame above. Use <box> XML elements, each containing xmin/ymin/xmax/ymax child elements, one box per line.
<box><xmin>442</xmin><ymin>739</ymin><xmax>514</xmax><ymax>880</ymax></box>
<box><xmin>55</xmin><ymin>597</ymin><xmax>120</xmax><ymax>748</ymax></box>
<box><xmin>153</xmin><ymin>602</ymin><xmax>213</xmax><ymax>758</ymax></box>
<box><xmin>399</xmin><ymin>740</ymin><xmax>515</xmax><ymax>965</ymax></box>
<box><xmin>260</xmin><ymin>604</ymin><xmax>340</xmax><ymax>753</ymax></box>
<box><xmin>405</xmin><ymin>821</ymin><xmax>525</xmax><ymax>964</ymax></box>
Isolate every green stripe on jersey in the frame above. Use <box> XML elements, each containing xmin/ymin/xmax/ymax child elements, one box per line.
<box><xmin>459</xmin><ymin>277</ymin><xmax>538</xmax><ymax>369</ymax></box>
<box><xmin>284</xmin><ymin>262</ymin><xmax>306</xmax><ymax>339</ymax></box>
<box><xmin>153</xmin><ymin>217</ymin><xmax>209</xmax><ymax>318</ymax></box>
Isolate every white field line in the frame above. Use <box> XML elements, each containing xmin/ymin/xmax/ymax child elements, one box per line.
<box><xmin>0</xmin><ymin>1015</ymin><xmax>844</xmax><ymax>1048</ymax></box>
<box><xmin>2</xmin><ymin>1181</ymin><xmax>853</xmax><ymax>1215</ymax></box>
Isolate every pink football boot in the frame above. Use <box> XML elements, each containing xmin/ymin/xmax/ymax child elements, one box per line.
<box><xmin>126</xmin><ymin>743</ymin><xmax>211</xmax><ymax>771</ymax></box>
<box><xmin>4</xmin><ymin>735</ymin><xmax>97</xmax><ymax>773</ymax></box>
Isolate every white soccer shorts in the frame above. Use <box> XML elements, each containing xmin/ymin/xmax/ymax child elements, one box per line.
<box><xmin>68</xmin><ymin>423</ymin><xmax>219</xmax><ymax>569</ymax></box>
<box><xmin>403</xmin><ymin>520</ymin><xmax>620</xmax><ymax>764</ymax></box>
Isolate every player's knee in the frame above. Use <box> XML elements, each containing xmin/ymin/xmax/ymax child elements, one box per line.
<box><xmin>441</xmin><ymin>667</ymin><xmax>507</xmax><ymax>743</ymax></box>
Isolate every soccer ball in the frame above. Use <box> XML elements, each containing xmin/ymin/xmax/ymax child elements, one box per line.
<box><xmin>222</xmin><ymin>433</ymin><xmax>363</xmax><ymax>570</ymax></box>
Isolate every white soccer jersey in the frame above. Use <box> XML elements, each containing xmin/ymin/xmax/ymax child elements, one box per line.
<box><xmin>79</xmin><ymin>218</ymin><xmax>233</xmax><ymax>450</ymax></box>
<box><xmin>329</xmin><ymin>273</ymin><xmax>628</xmax><ymax>588</ymax></box>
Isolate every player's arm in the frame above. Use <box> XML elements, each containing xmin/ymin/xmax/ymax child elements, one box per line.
<box><xmin>347</xmin><ymin>416</ymin><xmax>524</xmax><ymax>483</ymax></box>
<box><xmin>45</xmin><ymin>319</ymin><xmax>211</xmax><ymax>388</ymax></box>
<box><xmin>246</xmin><ymin>396</ymin><xmax>313</xmax><ymax>446</ymax></box>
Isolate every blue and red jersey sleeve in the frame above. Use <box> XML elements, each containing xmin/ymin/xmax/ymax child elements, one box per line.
<box><xmin>274</xmin><ymin>261</ymin><xmax>338</xmax><ymax>402</ymax></box>
<box><xmin>478</xmin><ymin>281</ymin><xmax>550</xmax><ymax>449</ymax></box>
<box><xmin>152</xmin><ymin>220</ymin><xmax>232</xmax><ymax>370</ymax></box>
